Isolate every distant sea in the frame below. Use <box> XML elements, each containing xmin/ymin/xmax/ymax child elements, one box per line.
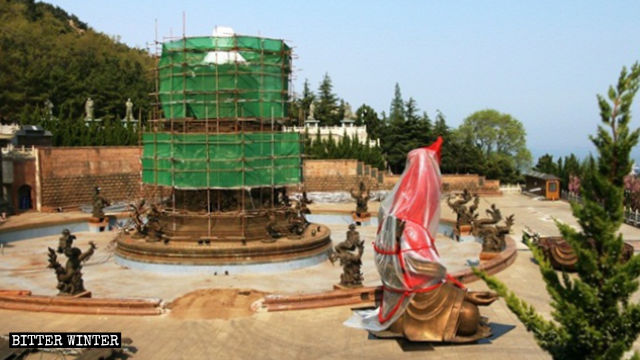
<box><xmin>529</xmin><ymin>146</ymin><xmax>640</xmax><ymax>170</ymax></box>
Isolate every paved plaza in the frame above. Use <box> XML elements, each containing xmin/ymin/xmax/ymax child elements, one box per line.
<box><xmin>2</xmin><ymin>193</ymin><xmax>640</xmax><ymax>359</ymax></box>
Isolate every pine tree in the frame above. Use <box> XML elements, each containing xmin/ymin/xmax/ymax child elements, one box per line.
<box><xmin>476</xmin><ymin>63</ymin><xmax>640</xmax><ymax>359</ymax></box>
<box><xmin>389</xmin><ymin>83</ymin><xmax>405</xmax><ymax>124</ymax></box>
<box><xmin>432</xmin><ymin>110</ymin><xmax>449</xmax><ymax>138</ymax></box>
<box><xmin>315</xmin><ymin>73</ymin><xmax>339</xmax><ymax>126</ymax></box>
<box><xmin>405</xmin><ymin>97</ymin><xmax>420</xmax><ymax>123</ymax></box>
<box><xmin>301</xmin><ymin>78</ymin><xmax>315</xmax><ymax>120</ymax></box>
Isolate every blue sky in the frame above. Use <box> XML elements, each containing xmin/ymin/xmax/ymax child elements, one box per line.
<box><xmin>47</xmin><ymin>0</ymin><xmax>640</xmax><ymax>162</ymax></box>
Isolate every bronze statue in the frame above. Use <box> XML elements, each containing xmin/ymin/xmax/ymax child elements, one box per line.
<box><xmin>526</xmin><ymin>229</ymin><xmax>634</xmax><ymax>271</ymax></box>
<box><xmin>130</xmin><ymin>199</ymin><xmax>147</xmax><ymax>237</ymax></box>
<box><xmin>57</xmin><ymin>229</ymin><xmax>76</xmax><ymax>254</ymax></box>
<box><xmin>145</xmin><ymin>204</ymin><xmax>164</xmax><ymax>242</ymax></box>
<box><xmin>300</xmin><ymin>201</ymin><xmax>311</xmax><ymax>215</ymax></box>
<box><xmin>351</xmin><ymin>181</ymin><xmax>371</xmax><ymax>216</ymax></box>
<box><xmin>302</xmin><ymin>191</ymin><xmax>313</xmax><ymax>205</ymax></box>
<box><xmin>446</xmin><ymin>189</ymin><xmax>479</xmax><ymax>229</ymax></box>
<box><xmin>473</xmin><ymin>203</ymin><xmax>502</xmax><ymax>228</ymax></box>
<box><xmin>265</xmin><ymin>213</ymin><xmax>284</xmax><ymax>240</ymax></box>
<box><xmin>286</xmin><ymin>208</ymin><xmax>308</xmax><ymax>236</ymax></box>
<box><xmin>471</xmin><ymin>205</ymin><xmax>513</xmax><ymax>253</ymax></box>
<box><xmin>299</xmin><ymin>192</ymin><xmax>312</xmax><ymax>214</ymax></box>
<box><xmin>92</xmin><ymin>186</ymin><xmax>110</xmax><ymax>219</ymax></box>
<box><xmin>330</xmin><ymin>224</ymin><xmax>364</xmax><ymax>287</ymax></box>
<box><xmin>47</xmin><ymin>241</ymin><xmax>96</xmax><ymax>295</ymax></box>
<box><xmin>374</xmin><ymin>219</ymin><xmax>497</xmax><ymax>342</ymax></box>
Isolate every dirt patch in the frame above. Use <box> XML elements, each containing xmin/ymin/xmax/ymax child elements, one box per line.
<box><xmin>168</xmin><ymin>289</ymin><xmax>267</xmax><ymax>320</ymax></box>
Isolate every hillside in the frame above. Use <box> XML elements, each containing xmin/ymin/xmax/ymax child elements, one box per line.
<box><xmin>0</xmin><ymin>0</ymin><xmax>154</xmax><ymax>124</ymax></box>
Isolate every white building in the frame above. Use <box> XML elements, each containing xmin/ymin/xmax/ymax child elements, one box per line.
<box><xmin>284</xmin><ymin>119</ymin><xmax>380</xmax><ymax>148</ymax></box>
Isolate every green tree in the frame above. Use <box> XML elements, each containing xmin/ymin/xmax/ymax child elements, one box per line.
<box><xmin>476</xmin><ymin>63</ymin><xmax>640</xmax><ymax>359</ymax></box>
<box><xmin>534</xmin><ymin>154</ymin><xmax>558</xmax><ymax>174</ymax></box>
<box><xmin>301</xmin><ymin>79</ymin><xmax>315</xmax><ymax>120</ymax></box>
<box><xmin>389</xmin><ymin>83</ymin><xmax>405</xmax><ymax>124</ymax></box>
<box><xmin>404</xmin><ymin>97</ymin><xmax>420</xmax><ymax>123</ymax></box>
<box><xmin>0</xmin><ymin>0</ymin><xmax>153</xmax><ymax>136</ymax></box>
<box><xmin>314</xmin><ymin>73</ymin><xmax>340</xmax><ymax>126</ymax></box>
<box><xmin>442</xmin><ymin>130</ymin><xmax>485</xmax><ymax>175</ymax></box>
<box><xmin>458</xmin><ymin>109</ymin><xmax>532</xmax><ymax>169</ymax></box>
<box><xmin>432</xmin><ymin>110</ymin><xmax>450</xmax><ymax>138</ymax></box>
<box><xmin>356</xmin><ymin>104</ymin><xmax>382</xmax><ymax>139</ymax></box>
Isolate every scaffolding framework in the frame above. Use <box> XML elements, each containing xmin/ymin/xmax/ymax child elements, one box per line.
<box><xmin>157</xmin><ymin>35</ymin><xmax>291</xmax><ymax>121</ymax></box>
<box><xmin>141</xmin><ymin>33</ymin><xmax>301</xmax><ymax>241</ymax></box>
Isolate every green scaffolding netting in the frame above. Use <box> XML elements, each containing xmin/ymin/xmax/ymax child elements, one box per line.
<box><xmin>141</xmin><ymin>132</ymin><xmax>301</xmax><ymax>188</ymax></box>
<box><xmin>158</xmin><ymin>36</ymin><xmax>291</xmax><ymax>120</ymax></box>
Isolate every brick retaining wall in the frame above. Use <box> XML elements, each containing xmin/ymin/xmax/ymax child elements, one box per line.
<box><xmin>38</xmin><ymin>147</ymin><xmax>141</xmax><ymax>210</ymax></box>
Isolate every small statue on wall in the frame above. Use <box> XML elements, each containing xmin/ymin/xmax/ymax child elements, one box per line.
<box><xmin>85</xmin><ymin>97</ymin><xmax>94</xmax><ymax>120</ymax></box>
<box><xmin>125</xmin><ymin>98</ymin><xmax>134</xmax><ymax>121</ymax></box>
<box><xmin>351</xmin><ymin>181</ymin><xmax>371</xmax><ymax>217</ymax></box>
<box><xmin>92</xmin><ymin>186</ymin><xmax>110</xmax><ymax>220</ymax></box>
<box><xmin>330</xmin><ymin>224</ymin><xmax>364</xmax><ymax>288</ymax></box>
<box><xmin>47</xmin><ymin>236</ymin><xmax>96</xmax><ymax>296</ymax></box>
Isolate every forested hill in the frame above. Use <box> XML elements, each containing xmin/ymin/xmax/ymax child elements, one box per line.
<box><xmin>0</xmin><ymin>0</ymin><xmax>154</xmax><ymax>123</ymax></box>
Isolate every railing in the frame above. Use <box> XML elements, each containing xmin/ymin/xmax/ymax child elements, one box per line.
<box><xmin>499</xmin><ymin>184</ymin><xmax>522</xmax><ymax>194</ymax></box>
<box><xmin>1</xmin><ymin>144</ymin><xmax>37</xmax><ymax>158</ymax></box>
<box><xmin>562</xmin><ymin>190</ymin><xmax>640</xmax><ymax>228</ymax></box>
<box><xmin>561</xmin><ymin>190</ymin><xmax>583</xmax><ymax>204</ymax></box>
<box><xmin>624</xmin><ymin>207</ymin><xmax>640</xmax><ymax>227</ymax></box>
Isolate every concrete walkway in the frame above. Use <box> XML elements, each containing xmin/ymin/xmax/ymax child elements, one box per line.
<box><xmin>2</xmin><ymin>193</ymin><xmax>640</xmax><ymax>359</ymax></box>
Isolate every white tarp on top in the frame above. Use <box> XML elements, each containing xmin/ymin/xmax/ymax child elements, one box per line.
<box><xmin>203</xmin><ymin>26</ymin><xmax>247</xmax><ymax>65</ymax></box>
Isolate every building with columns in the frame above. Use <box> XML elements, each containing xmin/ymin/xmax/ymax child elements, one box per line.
<box><xmin>283</xmin><ymin>119</ymin><xmax>380</xmax><ymax>148</ymax></box>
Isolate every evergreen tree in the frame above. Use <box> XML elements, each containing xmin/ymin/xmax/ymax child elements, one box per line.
<box><xmin>534</xmin><ymin>154</ymin><xmax>558</xmax><ymax>174</ymax></box>
<box><xmin>405</xmin><ymin>97</ymin><xmax>420</xmax><ymax>123</ymax></box>
<box><xmin>314</xmin><ymin>73</ymin><xmax>340</xmax><ymax>126</ymax></box>
<box><xmin>476</xmin><ymin>63</ymin><xmax>640</xmax><ymax>359</ymax></box>
<box><xmin>432</xmin><ymin>110</ymin><xmax>450</xmax><ymax>138</ymax></box>
<box><xmin>419</xmin><ymin>111</ymin><xmax>432</xmax><ymax>138</ymax></box>
<box><xmin>389</xmin><ymin>83</ymin><xmax>405</xmax><ymax>124</ymax></box>
<box><xmin>301</xmin><ymin>79</ymin><xmax>315</xmax><ymax>120</ymax></box>
<box><xmin>356</xmin><ymin>104</ymin><xmax>382</xmax><ymax>139</ymax></box>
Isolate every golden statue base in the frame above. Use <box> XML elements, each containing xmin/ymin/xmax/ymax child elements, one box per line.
<box><xmin>373</xmin><ymin>282</ymin><xmax>496</xmax><ymax>343</ymax></box>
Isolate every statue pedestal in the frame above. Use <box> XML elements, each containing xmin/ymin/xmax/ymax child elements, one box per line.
<box><xmin>333</xmin><ymin>283</ymin><xmax>363</xmax><ymax>290</ymax></box>
<box><xmin>88</xmin><ymin>217</ymin><xmax>109</xmax><ymax>233</ymax></box>
<box><xmin>72</xmin><ymin>291</ymin><xmax>92</xmax><ymax>298</ymax></box>
<box><xmin>58</xmin><ymin>291</ymin><xmax>92</xmax><ymax>298</ymax></box>
<box><xmin>454</xmin><ymin>225</ymin><xmax>473</xmax><ymax>242</ymax></box>
<box><xmin>351</xmin><ymin>212</ymin><xmax>371</xmax><ymax>223</ymax></box>
<box><xmin>479</xmin><ymin>252</ymin><xmax>500</xmax><ymax>261</ymax></box>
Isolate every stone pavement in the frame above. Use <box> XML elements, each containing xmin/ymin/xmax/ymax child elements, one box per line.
<box><xmin>2</xmin><ymin>193</ymin><xmax>640</xmax><ymax>359</ymax></box>
<box><xmin>0</xmin><ymin>249</ymin><xmax>553</xmax><ymax>360</ymax></box>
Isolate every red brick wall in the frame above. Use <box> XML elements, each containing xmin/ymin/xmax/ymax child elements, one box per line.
<box><xmin>11</xmin><ymin>158</ymin><xmax>36</xmax><ymax>212</ymax></box>
<box><xmin>302</xmin><ymin>159</ymin><xmax>381</xmax><ymax>191</ymax></box>
<box><xmin>38</xmin><ymin>147</ymin><xmax>142</xmax><ymax>210</ymax></box>
<box><xmin>442</xmin><ymin>174</ymin><xmax>501</xmax><ymax>194</ymax></box>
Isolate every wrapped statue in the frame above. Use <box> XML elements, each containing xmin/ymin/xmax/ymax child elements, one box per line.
<box><xmin>345</xmin><ymin>137</ymin><xmax>497</xmax><ymax>343</ymax></box>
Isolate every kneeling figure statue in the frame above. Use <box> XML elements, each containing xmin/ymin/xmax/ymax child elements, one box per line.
<box><xmin>345</xmin><ymin>138</ymin><xmax>497</xmax><ymax>343</ymax></box>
